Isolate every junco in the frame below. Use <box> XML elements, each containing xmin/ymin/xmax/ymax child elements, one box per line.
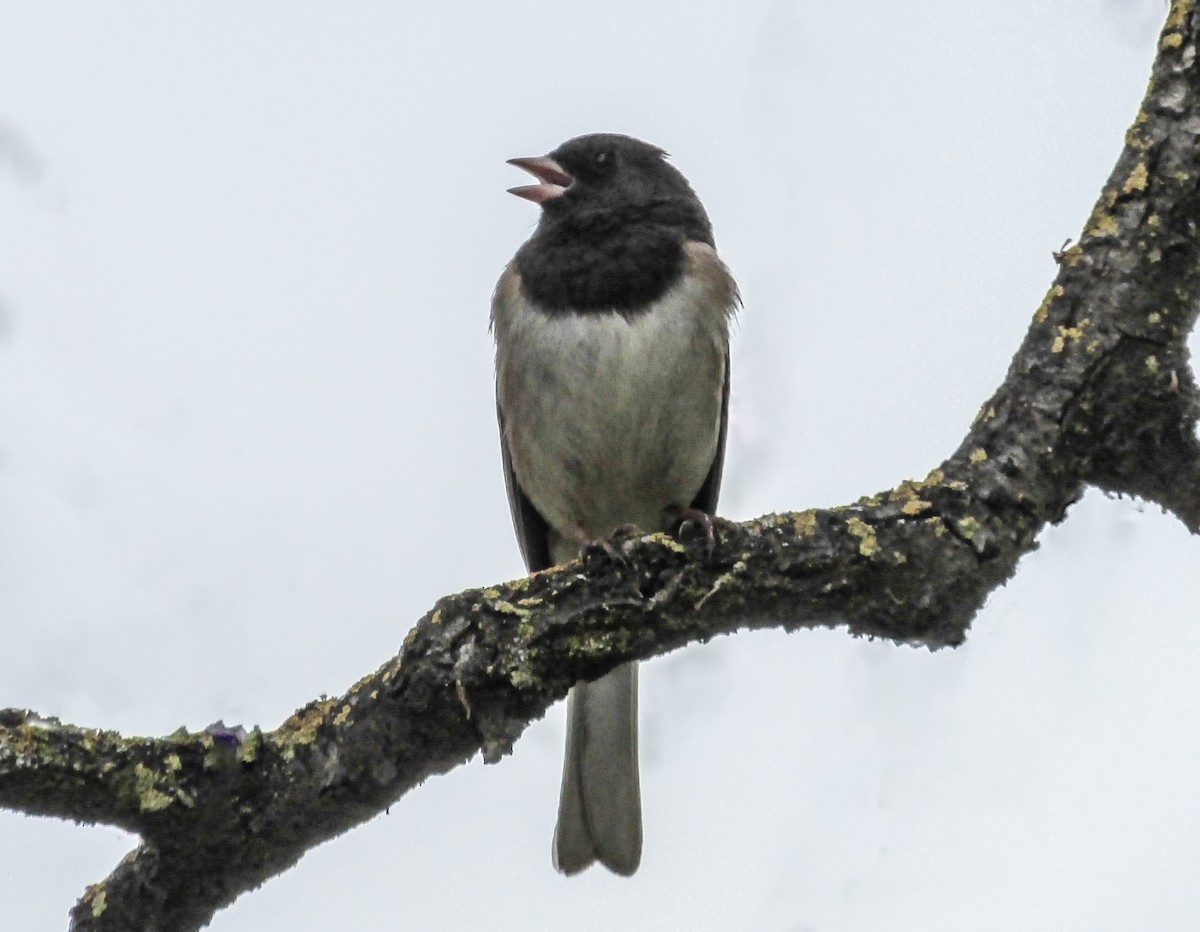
<box><xmin>492</xmin><ymin>133</ymin><xmax>738</xmax><ymax>875</ymax></box>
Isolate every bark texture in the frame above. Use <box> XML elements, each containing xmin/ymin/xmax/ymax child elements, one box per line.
<box><xmin>2</xmin><ymin>4</ymin><xmax>1199</xmax><ymax>929</ymax></box>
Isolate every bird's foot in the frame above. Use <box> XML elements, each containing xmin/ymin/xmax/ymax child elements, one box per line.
<box><xmin>575</xmin><ymin>527</ymin><xmax>632</xmax><ymax>574</ymax></box>
<box><xmin>666</xmin><ymin>504</ymin><xmax>717</xmax><ymax>556</ymax></box>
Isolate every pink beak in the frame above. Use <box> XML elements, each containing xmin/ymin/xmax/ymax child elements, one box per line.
<box><xmin>507</xmin><ymin>155</ymin><xmax>573</xmax><ymax>203</ymax></box>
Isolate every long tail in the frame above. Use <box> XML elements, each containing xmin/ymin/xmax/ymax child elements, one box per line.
<box><xmin>552</xmin><ymin>661</ymin><xmax>642</xmax><ymax>875</ymax></box>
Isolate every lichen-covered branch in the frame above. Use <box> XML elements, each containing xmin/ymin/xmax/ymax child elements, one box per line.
<box><xmin>0</xmin><ymin>3</ymin><xmax>1198</xmax><ymax>930</ymax></box>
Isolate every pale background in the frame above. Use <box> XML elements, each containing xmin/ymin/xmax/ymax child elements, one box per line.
<box><xmin>3</xmin><ymin>2</ymin><xmax>1199</xmax><ymax>930</ymax></box>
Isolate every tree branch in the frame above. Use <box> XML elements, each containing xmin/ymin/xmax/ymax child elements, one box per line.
<box><xmin>2</xmin><ymin>4</ymin><xmax>1199</xmax><ymax>930</ymax></box>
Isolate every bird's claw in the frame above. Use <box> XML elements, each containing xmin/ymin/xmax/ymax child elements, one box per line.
<box><xmin>666</xmin><ymin>504</ymin><xmax>717</xmax><ymax>556</ymax></box>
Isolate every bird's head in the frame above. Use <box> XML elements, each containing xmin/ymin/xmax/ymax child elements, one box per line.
<box><xmin>507</xmin><ymin>133</ymin><xmax>712</xmax><ymax>246</ymax></box>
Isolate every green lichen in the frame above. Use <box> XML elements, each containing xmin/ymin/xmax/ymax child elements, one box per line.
<box><xmin>1165</xmin><ymin>0</ymin><xmax>1193</xmax><ymax>32</ymax></box>
<box><xmin>510</xmin><ymin>668</ymin><xmax>535</xmax><ymax>689</ymax></box>
<box><xmin>846</xmin><ymin>517</ymin><xmax>880</xmax><ymax>558</ymax></box>
<box><xmin>1123</xmin><ymin>162</ymin><xmax>1149</xmax><ymax>192</ymax></box>
<box><xmin>648</xmin><ymin>532</ymin><xmax>687</xmax><ymax>554</ymax></box>
<box><xmin>970</xmin><ymin>402</ymin><xmax>998</xmax><ymax>426</ymax></box>
<box><xmin>277</xmin><ymin>699</ymin><xmax>337</xmax><ymax>759</ymax></box>
<box><xmin>1052</xmin><ymin>319</ymin><xmax>1089</xmax><ymax>353</ymax></box>
<box><xmin>132</xmin><ymin>762</ymin><xmax>180</xmax><ymax>813</ymax></box>
<box><xmin>491</xmin><ymin>600</ymin><xmax>532</xmax><ymax>617</ymax></box>
<box><xmin>1087</xmin><ymin>212</ymin><xmax>1119</xmax><ymax>238</ymax></box>
<box><xmin>87</xmin><ymin>887</ymin><xmax>107</xmax><ymax>918</ymax></box>
<box><xmin>696</xmin><ymin>560</ymin><xmax>747</xmax><ymax>609</ymax></box>
<box><xmin>237</xmin><ymin>728</ymin><xmax>263</xmax><ymax>764</ymax></box>
<box><xmin>794</xmin><ymin>511</ymin><xmax>818</xmax><ymax>536</ymax></box>
<box><xmin>956</xmin><ymin>516</ymin><xmax>983</xmax><ymax>540</ymax></box>
<box><xmin>1034</xmin><ymin>284</ymin><xmax>1064</xmax><ymax>324</ymax></box>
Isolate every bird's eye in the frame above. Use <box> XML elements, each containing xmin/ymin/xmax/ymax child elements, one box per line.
<box><xmin>593</xmin><ymin>149</ymin><xmax>613</xmax><ymax>169</ymax></box>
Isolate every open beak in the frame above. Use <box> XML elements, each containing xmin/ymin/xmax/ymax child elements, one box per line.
<box><xmin>506</xmin><ymin>155</ymin><xmax>573</xmax><ymax>203</ymax></box>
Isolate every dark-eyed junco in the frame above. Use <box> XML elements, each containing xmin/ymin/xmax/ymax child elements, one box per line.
<box><xmin>492</xmin><ymin>133</ymin><xmax>738</xmax><ymax>876</ymax></box>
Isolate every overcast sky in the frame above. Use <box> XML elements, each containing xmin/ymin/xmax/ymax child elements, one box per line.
<box><xmin>3</xmin><ymin>2</ymin><xmax>1199</xmax><ymax>930</ymax></box>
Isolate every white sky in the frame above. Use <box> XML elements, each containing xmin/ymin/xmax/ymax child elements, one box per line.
<box><xmin>3</xmin><ymin>1</ymin><xmax>1199</xmax><ymax>930</ymax></box>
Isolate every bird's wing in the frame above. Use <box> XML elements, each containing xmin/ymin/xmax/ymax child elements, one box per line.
<box><xmin>492</xmin><ymin>263</ymin><xmax>554</xmax><ymax>572</ymax></box>
<box><xmin>497</xmin><ymin>401</ymin><xmax>553</xmax><ymax>572</ymax></box>
<box><xmin>684</xmin><ymin>239</ymin><xmax>740</xmax><ymax>517</ymax></box>
<box><xmin>690</xmin><ymin>348</ymin><xmax>730</xmax><ymax>516</ymax></box>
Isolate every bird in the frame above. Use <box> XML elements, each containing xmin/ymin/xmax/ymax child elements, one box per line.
<box><xmin>491</xmin><ymin>133</ymin><xmax>738</xmax><ymax>876</ymax></box>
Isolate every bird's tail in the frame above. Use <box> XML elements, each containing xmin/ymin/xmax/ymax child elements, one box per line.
<box><xmin>552</xmin><ymin>661</ymin><xmax>642</xmax><ymax>875</ymax></box>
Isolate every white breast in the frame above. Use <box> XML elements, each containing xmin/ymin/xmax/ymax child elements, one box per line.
<box><xmin>495</xmin><ymin>269</ymin><xmax>730</xmax><ymax>548</ymax></box>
